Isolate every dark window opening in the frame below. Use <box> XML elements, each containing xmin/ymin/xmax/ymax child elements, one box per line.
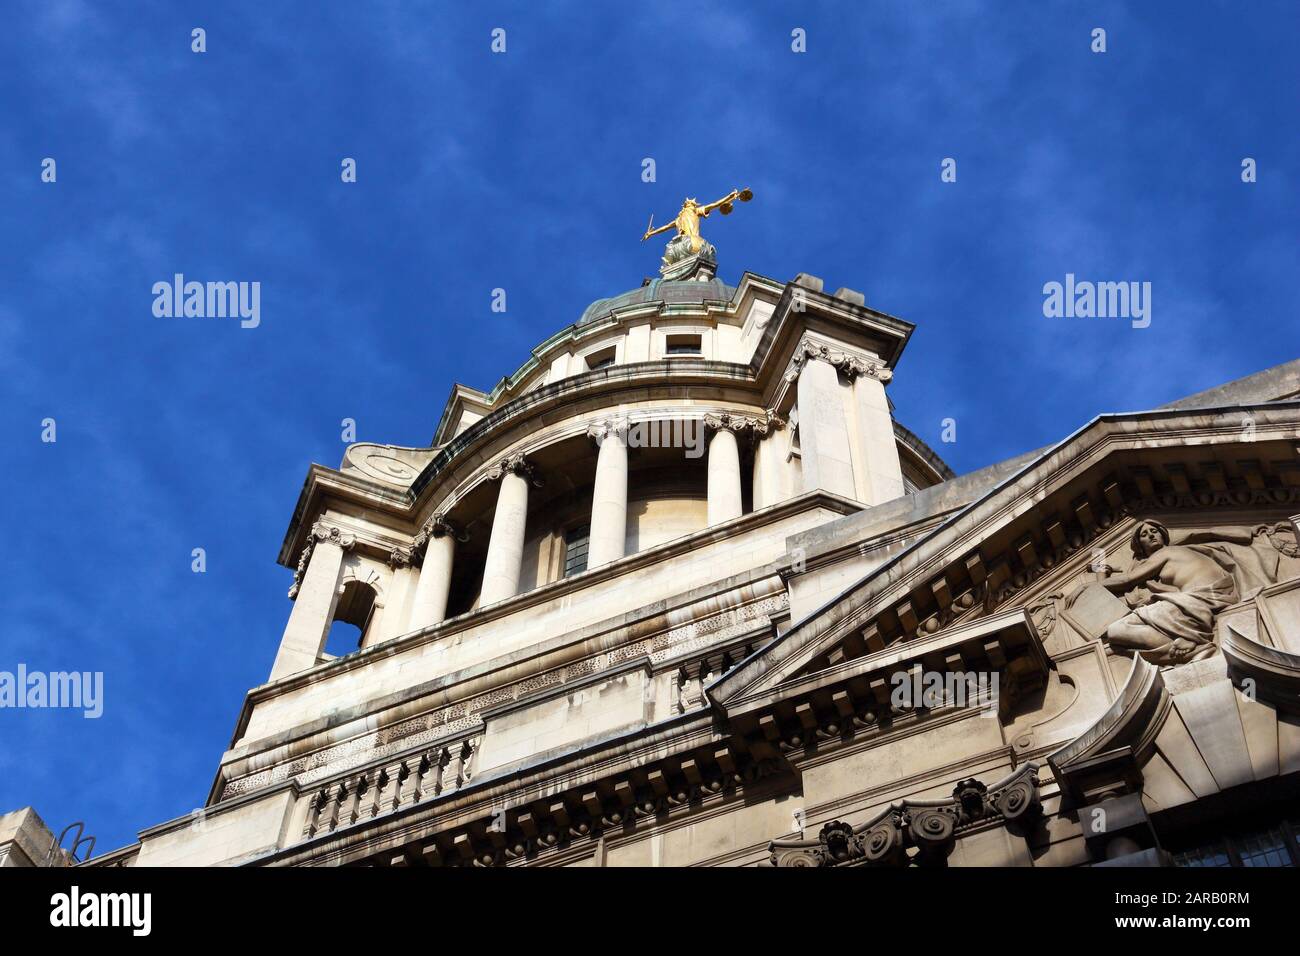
<box><xmin>1172</xmin><ymin>820</ymin><xmax>1298</xmax><ymax>868</ymax></box>
<box><xmin>586</xmin><ymin>347</ymin><xmax>616</xmax><ymax>371</ymax></box>
<box><xmin>665</xmin><ymin>334</ymin><xmax>701</xmax><ymax>355</ymax></box>
<box><xmin>563</xmin><ymin>524</ymin><xmax>590</xmax><ymax>577</ymax></box>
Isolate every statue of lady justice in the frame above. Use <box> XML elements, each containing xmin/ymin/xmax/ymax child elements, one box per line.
<box><xmin>1067</xmin><ymin>519</ymin><xmax>1296</xmax><ymax>666</ymax></box>
<box><xmin>641</xmin><ymin>188</ymin><xmax>753</xmax><ymax>266</ymax></box>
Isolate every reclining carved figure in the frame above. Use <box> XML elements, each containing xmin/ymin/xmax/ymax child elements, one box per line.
<box><xmin>1067</xmin><ymin>519</ymin><xmax>1298</xmax><ymax>666</ymax></box>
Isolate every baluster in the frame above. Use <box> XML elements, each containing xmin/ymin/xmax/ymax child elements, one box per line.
<box><xmin>461</xmin><ymin>739</ymin><xmax>477</xmax><ymax>786</ymax></box>
<box><xmin>418</xmin><ymin>748</ymin><xmax>443</xmax><ymax>801</ymax></box>
<box><xmin>345</xmin><ymin>773</ymin><xmax>368</xmax><ymax>826</ymax></box>
<box><xmin>303</xmin><ymin>788</ymin><xmax>327</xmax><ymax>839</ymax></box>
<box><xmin>322</xmin><ymin>781</ymin><xmax>345</xmax><ymax>833</ymax></box>
<box><xmin>371</xmin><ymin>761</ymin><xmax>402</xmax><ymax>817</ymax></box>
<box><xmin>396</xmin><ymin>755</ymin><xmax>423</xmax><ymax>809</ymax></box>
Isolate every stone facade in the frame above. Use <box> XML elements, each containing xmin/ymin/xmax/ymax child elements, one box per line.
<box><xmin>13</xmin><ymin>263</ymin><xmax>1300</xmax><ymax>868</ymax></box>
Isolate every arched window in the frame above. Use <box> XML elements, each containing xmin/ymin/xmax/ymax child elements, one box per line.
<box><xmin>323</xmin><ymin>579</ymin><xmax>378</xmax><ymax>658</ymax></box>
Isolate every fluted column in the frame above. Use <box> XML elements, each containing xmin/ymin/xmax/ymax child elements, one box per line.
<box><xmin>587</xmin><ymin>419</ymin><xmax>628</xmax><ymax>569</ymax></box>
<box><xmin>409</xmin><ymin>513</ymin><xmax>461</xmax><ymax>628</ymax></box>
<box><xmin>480</xmin><ymin>454</ymin><xmax>538</xmax><ymax>606</ymax></box>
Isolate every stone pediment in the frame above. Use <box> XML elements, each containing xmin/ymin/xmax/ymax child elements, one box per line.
<box><xmin>710</xmin><ymin>402</ymin><xmax>1300</xmax><ymax>718</ymax></box>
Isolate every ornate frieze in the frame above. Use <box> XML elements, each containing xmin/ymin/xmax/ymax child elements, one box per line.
<box><xmin>782</xmin><ymin>338</ymin><xmax>893</xmax><ymax>385</ymax></box>
<box><xmin>768</xmin><ymin>764</ymin><xmax>1041</xmax><ymax>867</ymax></box>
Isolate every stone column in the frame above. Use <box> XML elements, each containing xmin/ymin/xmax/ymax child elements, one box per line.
<box><xmin>587</xmin><ymin>419</ymin><xmax>628</xmax><ymax>569</ymax></box>
<box><xmin>704</xmin><ymin>412</ymin><xmax>771</xmax><ymax>526</ymax></box>
<box><xmin>408</xmin><ymin>514</ymin><xmax>461</xmax><ymax>629</ymax></box>
<box><xmin>750</xmin><ymin>409</ymin><xmax>788</xmax><ymax>511</ymax></box>
<box><xmin>785</xmin><ymin>337</ymin><xmax>902</xmax><ymax>503</ymax></box>
<box><xmin>271</xmin><ymin>522</ymin><xmax>355</xmax><ymax>681</ymax></box>
<box><xmin>851</xmin><ymin>363</ymin><xmax>905</xmax><ymax>505</ymax></box>
<box><xmin>480</xmin><ymin>454</ymin><xmax>538</xmax><ymax>606</ymax></box>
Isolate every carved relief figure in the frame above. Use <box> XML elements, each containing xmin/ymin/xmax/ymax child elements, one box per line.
<box><xmin>1067</xmin><ymin>520</ymin><xmax>1298</xmax><ymax>666</ymax></box>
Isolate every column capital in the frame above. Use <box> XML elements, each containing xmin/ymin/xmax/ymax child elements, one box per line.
<box><xmin>310</xmin><ymin>520</ymin><xmax>357</xmax><ymax>550</ymax></box>
<box><xmin>289</xmin><ymin>522</ymin><xmax>356</xmax><ymax>598</ymax></box>
<box><xmin>422</xmin><ymin>511</ymin><xmax>466</xmax><ymax>541</ymax></box>
<box><xmin>487</xmin><ymin>452</ymin><xmax>542</xmax><ymax>486</ymax></box>
<box><xmin>586</xmin><ymin>417</ymin><xmax>629</xmax><ymax>445</ymax></box>
<box><xmin>388</xmin><ymin>546</ymin><xmax>415</xmax><ymax>569</ymax></box>
<box><xmin>783</xmin><ymin>337</ymin><xmax>892</xmax><ymax>384</ymax></box>
<box><xmin>703</xmin><ymin>410</ymin><xmax>780</xmax><ymax>438</ymax></box>
<box><xmin>411</xmin><ymin>511</ymin><xmax>467</xmax><ymax>564</ymax></box>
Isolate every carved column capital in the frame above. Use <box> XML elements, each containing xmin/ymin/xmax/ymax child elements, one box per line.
<box><xmin>388</xmin><ymin>546</ymin><xmax>415</xmax><ymax>570</ymax></box>
<box><xmin>410</xmin><ymin>511</ymin><xmax>467</xmax><ymax>564</ymax></box>
<box><xmin>782</xmin><ymin>337</ymin><xmax>892</xmax><ymax>384</ymax></box>
<box><xmin>289</xmin><ymin>522</ymin><xmax>356</xmax><ymax>598</ymax></box>
<box><xmin>703</xmin><ymin>410</ymin><xmax>775</xmax><ymax>438</ymax></box>
<box><xmin>423</xmin><ymin>512</ymin><xmax>464</xmax><ymax>541</ymax></box>
<box><xmin>487</xmin><ymin>453</ymin><xmax>542</xmax><ymax>486</ymax></box>
<box><xmin>586</xmin><ymin>417</ymin><xmax>629</xmax><ymax>445</ymax></box>
<box><xmin>310</xmin><ymin>521</ymin><xmax>357</xmax><ymax>551</ymax></box>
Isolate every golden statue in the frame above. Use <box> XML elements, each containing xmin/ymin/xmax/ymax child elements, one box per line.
<box><xmin>641</xmin><ymin>188</ymin><xmax>753</xmax><ymax>254</ymax></box>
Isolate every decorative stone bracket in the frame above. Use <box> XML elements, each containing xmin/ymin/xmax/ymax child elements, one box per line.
<box><xmin>768</xmin><ymin>763</ymin><xmax>1041</xmax><ymax>867</ymax></box>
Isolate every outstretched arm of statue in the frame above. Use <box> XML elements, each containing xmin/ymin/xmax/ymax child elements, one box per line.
<box><xmin>641</xmin><ymin>217</ymin><xmax>677</xmax><ymax>241</ymax></box>
<box><xmin>1171</xmin><ymin>526</ymin><xmax>1260</xmax><ymax>546</ymax></box>
<box><xmin>698</xmin><ymin>190</ymin><xmax>741</xmax><ymax>215</ymax></box>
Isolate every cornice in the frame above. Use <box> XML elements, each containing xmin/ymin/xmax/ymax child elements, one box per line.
<box><xmin>714</xmin><ymin>401</ymin><xmax>1300</xmax><ymax>705</ymax></box>
<box><xmin>279</xmin><ymin>277</ymin><xmax>919</xmax><ymax>566</ymax></box>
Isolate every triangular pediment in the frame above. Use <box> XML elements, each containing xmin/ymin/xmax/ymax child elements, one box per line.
<box><xmin>710</xmin><ymin>401</ymin><xmax>1300</xmax><ymax>721</ymax></box>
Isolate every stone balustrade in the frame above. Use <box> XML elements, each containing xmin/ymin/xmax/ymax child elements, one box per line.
<box><xmin>301</xmin><ymin>735</ymin><xmax>480</xmax><ymax>840</ymax></box>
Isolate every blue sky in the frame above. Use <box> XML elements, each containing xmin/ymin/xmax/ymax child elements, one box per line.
<box><xmin>2</xmin><ymin>1</ymin><xmax>1297</xmax><ymax>855</ymax></box>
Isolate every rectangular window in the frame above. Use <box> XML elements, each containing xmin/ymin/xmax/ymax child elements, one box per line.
<box><xmin>585</xmin><ymin>347</ymin><xmax>616</xmax><ymax>371</ymax></box>
<box><xmin>1173</xmin><ymin>820</ymin><xmax>1299</xmax><ymax>867</ymax></box>
<box><xmin>563</xmin><ymin>524</ymin><xmax>590</xmax><ymax>577</ymax></box>
<box><xmin>665</xmin><ymin>334</ymin><xmax>702</xmax><ymax>356</ymax></box>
